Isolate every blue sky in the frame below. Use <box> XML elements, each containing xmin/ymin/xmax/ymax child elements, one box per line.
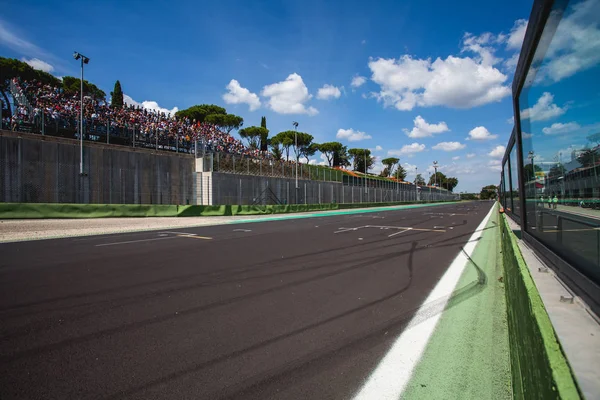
<box><xmin>0</xmin><ymin>0</ymin><xmax>544</xmax><ymax>191</ymax></box>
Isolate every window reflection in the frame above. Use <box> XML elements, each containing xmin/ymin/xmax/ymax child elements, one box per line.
<box><xmin>519</xmin><ymin>0</ymin><xmax>600</xmax><ymax>283</ymax></box>
<box><xmin>510</xmin><ymin>146</ymin><xmax>520</xmax><ymax>217</ymax></box>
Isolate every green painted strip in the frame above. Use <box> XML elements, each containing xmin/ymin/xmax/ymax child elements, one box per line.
<box><xmin>501</xmin><ymin>213</ymin><xmax>581</xmax><ymax>399</ymax></box>
<box><xmin>403</xmin><ymin>204</ymin><xmax>512</xmax><ymax>399</ymax></box>
<box><xmin>226</xmin><ymin>202</ymin><xmax>459</xmax><ymax>225</ymax></box>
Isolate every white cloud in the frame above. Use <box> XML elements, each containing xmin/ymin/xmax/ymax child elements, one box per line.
<box><xmin>432</xmin><ymin>141</ymin><xmax>466</xmax><ymax>151</ymax></box>
<box><xmin>388</xmin><ymin>143</ymin><xmax>426</xmax><ymax>156</ymax></box>
<box><xmin>336</xmin><ymin>128</ymin><xmax>372</xmax><ymax>142</ymax></box>
<box><xmin>507</xmin><ymin>19</ymin><xmax>528</xmax><ymax>50</ymax></box>
<box><xmin>522</xmin><ymin>132</ymin><xmax>534</xmax><ymax>139</ymax></box>
<box><xmin>318</xmin><ymin>153</ymin><xmax>329</xmax><ymax>166</ymax></box>
<box><xmin>368</xmin><ymin>32</ymin><xmax>511</xmax><ymax>111</ymax></box>
<box><xmin>21</xmin><ymin>57</ymin><xmax>54</xmax><ymax>73</ymax></box>
<box><xmin>536</xmin><ymin>0</ymin><xmax>600</xmax><ymax>83</ymax></box>
<box><xmin>452</xmin><ymin>156</ymin><xmax>461</xmax><ymax>160</ymax></box>
<box><xmin>261</xmin><ymin>73</ymin><xmax>318</xmax><ymax>116</ymax></box>
<box><xmin>123</xmin><ymin>94</ymin><xmax>178</xmax><ymax>116</ymax></box>
<box><xmin>222</xmin><ymin>79</ymin><xmax>261</xmax><ymax>111</ymax></box>
<box><xmin>466</xmin><ymin>153</ymin><xmax>476</xmax><ymax>158</ymax></box>
<box><xmin>0</xmin><ymin>19</ymin><xmax>47</xmax><ymax>58</ymax></box>
<box><xmin>488</xmin><ymin>145</ymin><xmax>506</xmax><ymax>158</ymax></box>
<box><xmin>542</xmin><ymin>122</ymin><xmax>581</xmax><ymax>135</ymax></box>
<box><xmin>316</xmin><ymin>84</ymin><xmax>342</xmax><ymax>100</ymax></box>
<box><xmin>375</xmin><ymin>145</ymin><xmax>383</xmax><ymax>151</ymax></box>
<box><xmin>351</xmin><ymin>75</ymin><xmax>367</xmax><ymax>88</ymax></box>
<box><xmin>504</xmin><ymin>53</ymin><xmax>520</xmax><ymax>71</ymax></box>
<box><xmin>361</xmin><ymin>39</ymin><xmax>367</xmax><ymax>45</ymax></box>
<box><xmin>520</xmin><ymin>92</ymin><xmax>566</xmax><ymax>122</ymax></box>
<box><xmin>488</xmin><ymin>159</ymin><xmax>502</xmax><ymax>166</ymax></box>
<box><xmin>462</xmin><ymin>32</ymin><xmax>503</xmax><ymax>66</ymax></box>
<box><xmin>308</xmin><ymin>159</ymin><xmax>317</xmax><ymax>165</ymax></box>
<box><xmin>403</xmin><ymin>115</ymin><xmax>450</xmax><ymax>138</ymax></box>
<box><xmin>467</xmin><ymin>126</ymin><xmax>498</xmax><ymax>140</ymax></box>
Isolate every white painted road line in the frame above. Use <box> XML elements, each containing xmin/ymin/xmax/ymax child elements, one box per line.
<box><xmin>233</xmin><ymin>229</ymin><xmax>252</xmax><ymax>232</ymax></box>
<box><xmin>158</xmin><ymin>231</ymin><xmax>198</xmax><ymax>236</ymax></box>
<box><xmin>95</xmin><ymin>237</ymin><xmax>177</xmax><ymax>247</ymax></box>
<box><xmin>388</xmin><ymin>228</ymin><xmax>411</xmax><ymax>238</ymax></box>
<box><xmin>352</xmin><ymin>204</ymin><xmax>495</xmax><ymax>400</ymax></box>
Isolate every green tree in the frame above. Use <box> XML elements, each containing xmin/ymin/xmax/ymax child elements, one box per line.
<box><xmin>415</xmin><ymin>174</ymin><xmax>426</xmax><ymax>185</ymax></box>
<box><xmin>445</xmin><ymin>177</ymin><xmax>459</xmax><ymax>191</ymax></box>
<box><xmin>318</xmin><ymin>142</ymin><xmax>343</xmax><ymax>166</ymax></box>
<box><xmin>381</xmin><ymin>157</ymin><xmax>400</xmax><ymax>177</ymax></box>
<box><xmin>523</xmin><ymin>163</ymin><xmax>543</xmax><ymax>180</ymax></box>
<box><xmin>62</xmin><ymin>76</ymin><xmax>106</xmax><ymax>99</ymax></box>
<box><xmin>295</xmin><ymin>132</ymin><xmax>314</xmax><ymax>163</ymax></box>
<box><xmin>348</xmin><ymin>148</ymin><xmax>374</xmax><ymax>172</ymax></box>
<box><xmin>269</xmin><ymin>137</ymin><xmax>283</xmax><ymax>161</ymax></box>
<box><xmin>272</xmin><ymin>131</ymin><xmax>296</xmax><ymax>161</ymax></box>
<box><xmin>333</xmin><ymin>145</ymin><xmax>351</xmax><ymax>168</ymax></box>
<box><xmin>238</xmin><ymin>126</ymin><xmax>267</xmax><ymax>149</ymax></box>
<box><xmin>204</xmin><ymin>113</ymin><xmax>244</xmax><ymax>134</ymax></box>
<box><xmin>175</xmin><ymin>104</ymin><xmax>226</xmax><ymax>123</ymax></box>
<box><xmin>260</xmin><ymin>116</ymin><xmax>268</xmax><ymax>151</ymax></box>
<box><xmin>428</xmin><ymin>171</ymin><xmax>447</xmax><ymax>186</ymax></box>
<box><xmin>480</xmin><ymin>185</ymin><xmax>498</xmax><ymax>200</ymax></box>
<box><xmin>110</xmin><ymin>80</ymin><xmax>124</xmax><ymax>108</ymax></box>
<box><xmin>393</xmin><ymin>164</ymin><xmax>407</xmax><ymax>180</ymax></box>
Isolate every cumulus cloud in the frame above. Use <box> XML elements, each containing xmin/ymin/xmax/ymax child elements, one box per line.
<box><xmin>467</xmin><ymin>126</ymin><xmax>498</xmax><ymax>140</ymax></box>
<box><xmin>375</xmin><ymin>145</ymin><xmax>383</xmax><ymax>151</ymax></box>
<box><xmin>452</xmin><ymin>156</ymin><xmax>461</xmax><ymax>160</ymax></box>
<box><xmin>432</xmin><ymin>141</ymin><xmax>466</xmax><ymax>151</ymax></box>
<box><xmin>520</xmin><ymin>92</ymin><xmax>566</xmax><ymax>122</ymax></box>
<box><xmin>466</xmin><ymin>153</ymin><xmax>476</xmax><ymax>158</ymax></box>
<box><xmin>21</xmin><ymin>57</ymin><xmax>54</xmax><ymax>73</ymax></box>
<box><xmin>222</xmin><ymin>79</ymin><xmax>261</xmax><ymax>111</ymax></box>
<box><xmin>123</xmin><ymin>94</ymin><xmax>178</xmax><ymax>116</ymax></box>
<box><xmin>368</xmin><ymin>31</ymin><xmax>511</xmax><ymax>111</ymax></box>
<box><xmin>388</xmin><ymin>143</ymin><xmax>426</xmax><ymax>156</ymax></box>
<box><xmin>522</xmin><ymin>132</ymin><xmax>534</xmax><ymax>139</ymax></box>
<box><xmin>542</xmin><ymin>122</ymin><xmax>581</xmax><ymax>135</ymax></box>
<box><xmin>351</xmin><ymin>75</ymin><xmax>367</xmax><ymax>88</ymax></box>
<box><xmin>261</xmin><ymin>73</ymin><xmax>318</xmax><ymax>116</ymax></box>
<box><xmin>336</xmin><ymin>128</ymin><xmax>372</xmax><ymax>142</ymax></box>
<box><xmin>403</xmin><ymin>115</ymin><xmax>450</xmax><ymax>138</ymax></box>
<box><xmin>488</xmin><ymin>145</ymin><xmax>506</xmax><ymax>158</ymax></box>
<box><xmin>316</xmin><ymin>84</ymin><xmax>342</xmax><ymax>100</ymax></box>
<box><xmin>507</xmin><ymin>19</ymin><xmax>528</xmax><ymax>50</ymax></box>
<box><xmin>536</xmin><ymin>0</ymin><xmax>600</xmax><ymax>83</ymax></box>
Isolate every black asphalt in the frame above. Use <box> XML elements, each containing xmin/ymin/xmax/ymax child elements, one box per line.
<box><xmin>0</xmin><ymin>202</ymin><xmax>493</xmax><ymax>400</ymax></box>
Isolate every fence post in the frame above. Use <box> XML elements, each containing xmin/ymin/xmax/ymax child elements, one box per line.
<box><xmin>239</xmin><ymin>178</ymin><xmax>242</xmax><ymax>204</ymax></box>
<box><xmin>133</xmin><ymin>127</ymin><xmax>136</xmax><ymax>148</ymax></box>
<box><xmin>318</xmin><ymin>183</ymin><xmax>321</xmax><ymax>204</ymax></box>
<box><xmin>233</xmin><ymin>155</ymin><xmax>235</xmax><ymax>173</ymax></box>
<box><xmin>247</xmin><ymin>158</ymin><xmax>250</xmax><ymax>174</ymax></box>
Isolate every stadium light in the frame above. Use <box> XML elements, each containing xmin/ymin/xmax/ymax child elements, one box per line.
<box><xmin>432</xmin><ymin>160</ymin><xmax>439</xmax><ymax>187</ymax></box>
<box><xmin>293</xmin><ymin>121</ymin><xmax>299</xmax><ymax>189</ymax></box>
<box><xmin>74</xmin><ymin>51</ymin><xmax>90</xmax><ymax>175</ymax></box>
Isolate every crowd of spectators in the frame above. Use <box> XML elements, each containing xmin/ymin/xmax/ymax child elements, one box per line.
<box><xmin>8</xmin><ymin>78</ymin><xmax>270</xmax><ymax>158</ymax></box>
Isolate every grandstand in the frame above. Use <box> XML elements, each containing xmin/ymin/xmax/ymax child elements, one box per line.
<box><xmin>3</xmin><ymin>76</ymin><xmax>457</xmax><ymax>201</ymax></box>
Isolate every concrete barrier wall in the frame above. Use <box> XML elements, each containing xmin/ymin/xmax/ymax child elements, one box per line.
<box><xmin>500</xmin><ymin>213</ymin><xmax>581</xmax><ymax>399</ymax></box>
<box><xmin>0</xmin><ymin>131</ymin><xmax>195</xmax><ymax>205</ymax></box>
<box><xmin>209</xmin><ymin>172</ymin><xmax>457</xmax><ymax>205</ymax></box>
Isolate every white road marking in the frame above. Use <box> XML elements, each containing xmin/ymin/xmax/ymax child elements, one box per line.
<box><xmin>388</xmin><ymin>228</ymin><xmax>411</xmax><ymax>237</ymax></box>
<box><xmin>233</xmin><ymin>229</ymin><xmax>252</xmax><ymax>232</ymax></box>
<box><xmin>177</xmin><ymin>234</ymin><xmax>212</xmax><ymax>240</ymax></box>
<box><xmin>158</xmin><ymin>231</ymin><xmax>197</xmax><ymax>236</ymax></box>
<box><xmin>352</xmin><ymin>204</ymin><xmax>495</xmax><ymax>400</ymax></box>
<box><xmin>95</xmin><ymin>237</ymin><xmax>177</xmax><ymax>247</ymax></box>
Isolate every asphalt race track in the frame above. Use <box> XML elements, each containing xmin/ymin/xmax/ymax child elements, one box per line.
<box><xmin>0</xmin><ymin>202</ymin><xmax>494</xmax><ymax>400</ymax></box>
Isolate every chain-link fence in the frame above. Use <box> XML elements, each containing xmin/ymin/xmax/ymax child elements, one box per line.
<box><xmin>0</xmin><ymin>133</ymin><xmax>195</xmax><ymax>205</ymax></box>
<box><xmin>206</xmin><ymin>172</ymin><xmax>458</xmax><ymax>205</ymax></box>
